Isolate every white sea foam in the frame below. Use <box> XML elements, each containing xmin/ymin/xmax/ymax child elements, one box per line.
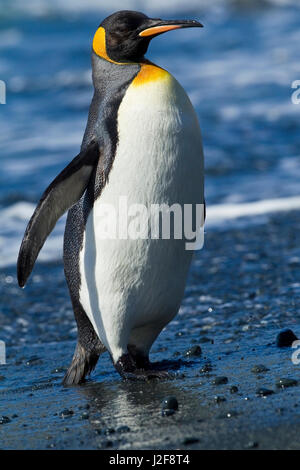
<box><xmin>206</xmin><ymin>196</ymin><xmax>300</xmax><ymax>226</ymax></box>
<box><xmin>0</xmin><ymin>202</ymin><xmax>65</xmax><ymax>269</ymax></box>
<box><xmin>0</xmin><ymin>196</ymin><xmax>299</xmax><ymax>269</ymax></box>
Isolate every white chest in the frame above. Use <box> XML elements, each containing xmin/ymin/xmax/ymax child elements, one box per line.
<box><xmin>79</xmin><ymin>72</ymin><xmax>204</xmax><ymax>353</ymax></box>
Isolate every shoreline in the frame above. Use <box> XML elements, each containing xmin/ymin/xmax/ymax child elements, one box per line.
<box><xmin>0</xmin><ymin>209</ymin><xmax>299</xmax><ymax>449</ymax></box>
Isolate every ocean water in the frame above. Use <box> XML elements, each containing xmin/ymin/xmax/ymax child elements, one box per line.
<box><xmin>0</xmin><ymin>0</ymin><xmax>300</xmax><ymax>266</ymax></box>
<box><xmin>1</xmin><ymin>2</ymin><xmax>300</xmax><ymax>450</ymax></box>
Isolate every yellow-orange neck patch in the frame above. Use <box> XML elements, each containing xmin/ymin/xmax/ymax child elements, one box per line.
<box><xmin>132</xmin><ymin>62</ymin><xmax>171</xmax><ymax>87</ymax></box>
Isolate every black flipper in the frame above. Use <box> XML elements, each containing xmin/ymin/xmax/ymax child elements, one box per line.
<box><xmin>17</xmin><ymin>141</ymin><xmax>100</xmax><ymax>288</ymax></box>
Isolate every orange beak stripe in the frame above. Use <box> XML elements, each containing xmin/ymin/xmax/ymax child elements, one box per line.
<box><xmin>139</xmin><ymin>24</ymin><xmax>182</xmax><ymax>37</ymax></box>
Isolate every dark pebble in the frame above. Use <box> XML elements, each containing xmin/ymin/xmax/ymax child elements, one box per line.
<box><xmin>183</xmin><ymin>437</ymin><xmax>199</xmax><ymax>445</ymax></box>
<box><xmin>0</xmin><ymin>416</ymin><xmax>11</xmax><ymax>425</ymax></box>
<box><xmin>185</xmin><ymin>345</ymin><xmax>202</xmax><ymax>357</ymax></box>
<box><xmin>276</xmin><ymin>329</ymin><xmax>298</xmax><ymax>347</ymax></box>
<box><xmin>162</xmin><ymin>396</ymin><xmax>178</xmax><ymax>411</ymax></box>
<box><xmin>117</xmin><ymin>425</ymin><xmax>130</xmax><ymax>434</ymax></box>
<box><xmin>200</xmin><ymin>363</ymin><xmax>212</xmax><ymax>373</ymax></box>
<box><xmin>212</xmin><ymin>376</ymin><xmax>228</xmax><ymax>385</ymax></box>
<box><xmin>26</xmin><ymin>356</ymin><xmax>43</xmax><ymax>366</ymax></box>
<box><xmin>217</xmin><ymin>411</ymin><xmax>238</xmax><ymax>419</ymax></box>
<box><xmin>103</xmin><ymin>440</ymin><xmax>113</xmax><ymax>448</ymax></box>
<box><xmin>60</xmin><ymin>409</ymin><xmax>74</xmax><ymax>418</ymax></box>
<box><xmin>0</xmin><ymin>376</ymin><xmax>5</xmax><ymax>382</ymax></box>
<box><xmin>214</xmin><ymin>396</ymin><xmax>226</xmax><ymax>403</ymax></box>
<box><xmin>51</xmin><ymin>367</ymin><xmax>67</xmax><ymax>374</ymax></box>
<box><xmin>256</xmin><ymin>388</ymin><xmax>274</xmax><ymax>397</ymax></box>
<box><xmin>245</xmin><ymin>441</ymin><xmax>259</xmax><ymax>449</ymax></box>
<box><xmin>230</xmin><ymin>386</ymin><xmax>239</xmax><ymax>394</ymax></box>
<box><xmin>80</xmin><ymin>412</ymin><xmax>89</xmax><ymax>420</ymax></box>
<box><xmin>226</xmin><ymin>411</ymin><xmax>238</xmax><ymax>418</ymax></box>
<box><xmin>251</xmin><ymin>364</ymin><xmax>269</xmax><ymax>374</ymax></box>
<box><xmin>104</xmin><ymin>427</ymin><xmax>115</xmax><ymax>435</ymax></box>
<box><xmin>276</xmin><ymin>378</ymin><xmax>298</xmax><ymax>389</ymax></box>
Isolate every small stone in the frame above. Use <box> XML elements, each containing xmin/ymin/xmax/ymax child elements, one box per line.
<box><xmin>226</xmin><ymin>411</ymin><xmax>238</xmax><ymax>418</ymax></box>
<box><xmin>212</xmin><ymin>376</ymin><xmax>228</xmax><ymax>385</ymax></box>
<box><xmin>183</xmin><ymin>437</ymin><xmax>199</xmax><ymax>445</ymax></box>
<box><xmin>276</xmin><ymin>329</ymin><xmax>298</xmax><ymax>347</ymax></box>
<box><xmin>80</xmin><ymin>412</ymin><xmax>89</xmax><ymax>420</ymax></box>
<box><xmin>185</xmin><ymin>345</ymin><xmax>202</xmax><ymax>357</ymax></box>
<box><xmin>104</xmin><ymin>427</ymin><xmax>115</xmax><ymax>435</ymax></box>
<box><xmin>200</xmin><ymin>363</ymin><xmax>212</xmax><ymax>373</ymax></box>
<box><xmin>0</xmin><ymin>376</ymin><xmax>5</xmax><ymax>382</ymax></box>
<box><xmin>51</xmin><ymin>367</ymin><xmax>67</xmax><ymax>374</ymax></box>
<box><xmin>214</xmin><ymin>396</ymin><xmax>226</xmax><ymax>403</ymax></box>
<box><xmin>245</xmin><ymin>441</ymin><xmax>259</xmax><ymax>449</ymax></box>
<box><xmin>0</xmin><ymin>416</ymin><xmax>11</xmax><ymax>425</ymax></box>
<box><xmin>26</xmin><ymin>356</ymin><xmax>43</xmax><ymax>366</ymax></box>
<box><xmin>251</xmin><ymin>364</ymin><xmax>269</xmax><ymax>374</ymax></box>
<box><xmin>117</xmin><ymin>425</ymin><xmax>130</xmax><ymax>434</ymax></box>
<box><xmin>276</xmin><ymin>378</ymin><xmax>298</xmax><ymax>389</ymax></box>
<box><xmin>161</xmin><ymin>396</ymin><xmax>178</xmax><ymax>416</ymax></box>
<box><xmin>60</xmin><ymin>409</ymin><xmax>74</xmax><ymax>418</ymax></box>
<box><xmin>230</xmin><ymin>386</ymin><xmax>239</xmax><ymax>394</ymax></box>
<box><xmin>101</xmin><ymin>440</ymin><xmax>113</xmax><ymax>448</ymax></box>
<box><xmin>256</xmin><ymin>388</ymin><xmax>274</xmax><ymax>397</ymax></box>
<box><xmin>217</xmin><ymin>410</ymin><xmax>238</xmax><ymax>419</ymax></box>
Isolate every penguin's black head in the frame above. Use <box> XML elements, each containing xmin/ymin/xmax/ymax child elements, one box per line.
<box><xmin>93</xmin><ymin>10</ymin><xmax>203</xmax><ymax>63</ymax></box>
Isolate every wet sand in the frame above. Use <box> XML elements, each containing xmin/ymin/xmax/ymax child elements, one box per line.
<box><xmin>0</xmin><ymin>210</ymin><xmax>299</xmax><ymax>450</ymax></box>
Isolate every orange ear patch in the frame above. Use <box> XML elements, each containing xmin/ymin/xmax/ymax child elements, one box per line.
<box><xmin>93</xmin><ymin>27</ymin><xmax>111</xmax><ymax>61</ymax></box>
<box><xmin>132</xmin><ymin>62</ymin><xmax>170</xmax><ymax>87</ymax></box>
<box><xmin>93</xmin><ymin>27</ymin><xmax>125</xmax><ymax>65</ymax></box>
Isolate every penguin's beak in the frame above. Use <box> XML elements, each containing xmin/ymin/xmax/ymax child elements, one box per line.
<box><xmin>139</xmin><ymin>19</ymin><xmax>203</xmax><ymax>38</ymax></box>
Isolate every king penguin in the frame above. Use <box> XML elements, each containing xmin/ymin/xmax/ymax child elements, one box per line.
<box><xmin>17</xmin><ymin>10</ymin><xmax>205</xmax><ymax>385</ymax></box>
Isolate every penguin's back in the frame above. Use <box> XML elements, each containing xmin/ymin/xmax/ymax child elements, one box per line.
<box><xmin>78</xmin><ymin>63</ymin><xmax>204</xmax><ymax>353</ymax></box>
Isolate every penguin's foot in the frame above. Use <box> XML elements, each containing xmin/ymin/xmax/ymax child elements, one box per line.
<box><xmin>114</xmin><ymin>353</ymin><xmax>174</xmax><ymax>381</ymax></box>
<box><xmin>127</xmin><ymin>344</ymin><xmax>151</xmax><ymax>369</ymax></box>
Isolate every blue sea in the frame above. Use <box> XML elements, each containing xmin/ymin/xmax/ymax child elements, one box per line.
<box><xmin>0</xmin><ymin>0</ymin><xmax>300</xmax><ymax>266</ymax></box>
<box><xmin>1</xmin><ymin>1</ymin><xmax>300</xmax><ymax>450</ymax></box>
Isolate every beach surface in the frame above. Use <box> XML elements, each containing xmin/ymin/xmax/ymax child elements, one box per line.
<box><xmin>0</xmin><ymin>0</ymin><xmax>300</xmax><ymax>450</ymax></box>
<box><xmin>1</xmin><ymin>209</ymin><xmax>299</xmax><ymax>450</ymax></box>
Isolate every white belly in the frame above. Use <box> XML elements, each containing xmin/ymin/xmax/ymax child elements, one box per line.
<box><xmin>79</xmin><ymin>71</ymin><xmax>204</xmax><ymax>361</ymax></box>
